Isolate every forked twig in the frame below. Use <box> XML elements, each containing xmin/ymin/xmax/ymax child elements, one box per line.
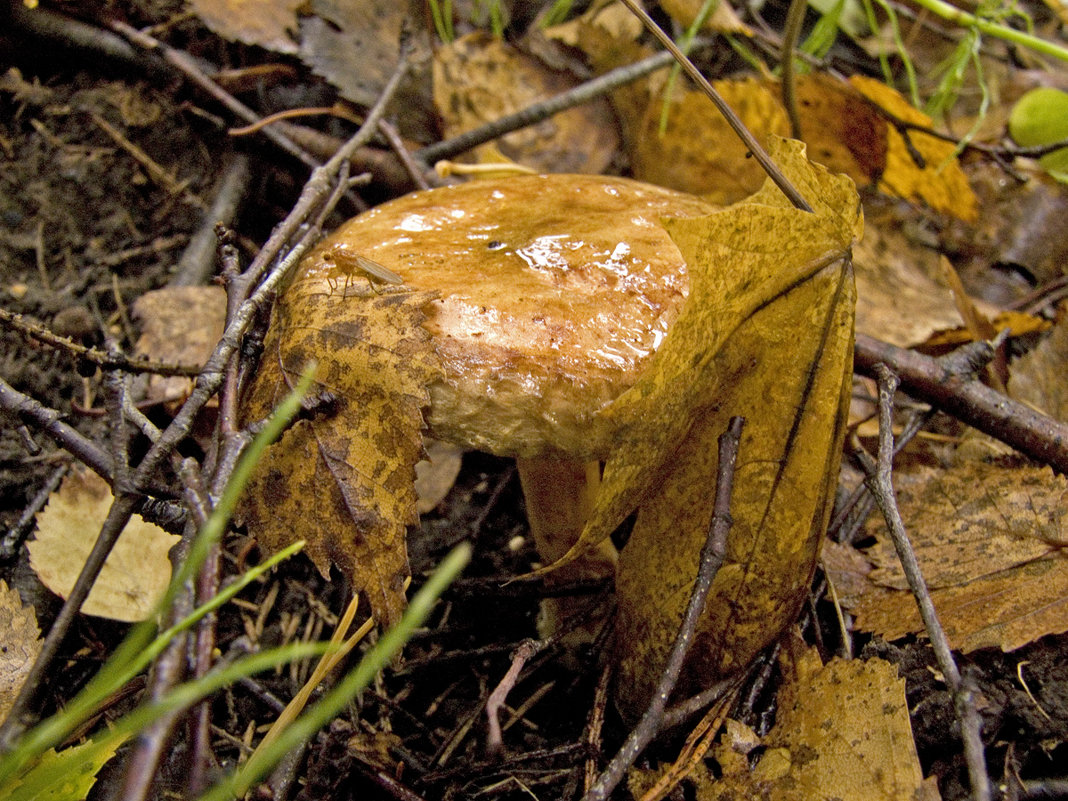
<box><xmin>854</xmin><ymin>334</ymin><xmax>1068</xmax><ymax>474</ymax></box>
<box><xmin>584</xmin><ymin>417</ymin><xmax>745</xmax><ymax>801</ymax></box>
<box><xmin>857</xmin><ymin>364</ymin><xmax>992</xmax><ymax>801</ymax></box>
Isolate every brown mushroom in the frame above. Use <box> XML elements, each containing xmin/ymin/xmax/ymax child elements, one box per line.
<box><xmin>303</xmin><ymin>174</ymin><xmax>717</xmax><ymax>632</ymax></box>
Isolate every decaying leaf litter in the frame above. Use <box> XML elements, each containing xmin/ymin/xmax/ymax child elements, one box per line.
<box><xmin>2</xmin><ymin>1</ymin><xmax>1068</xmax><ymax>799</ymax></box>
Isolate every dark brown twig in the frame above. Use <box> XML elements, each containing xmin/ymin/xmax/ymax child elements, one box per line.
<box><xmin>584</xmin><ymin>416</ymin><xmax>745</xmax><ymax>801</ymax></box>
<box><xmin>617</xmin><ymin>0</ymin><xmax>813</xmax><ymax>213</ymax></box>
<box><xmin>854</xmin><ymin>334</ymin><xmax>1068</xmax><ymax>474</ymax></box>
<box><xmin>0</xmin><ymin>308</ymin><xmax>202</xmax><ymax>377</ymax></box>
<box><xmin>857</xmin><ymin>365</ymin><xmax>992</xmax><ymax>801</ymax></box>
<box><xmin>0</xmin><ymin>464</ymin><xmax>67</xmax><ymax>561</ymax></box>
<box><xmin>781</xmin><ymin>0</ymin><xmax>807</xmax><ymax>140</ymax></box>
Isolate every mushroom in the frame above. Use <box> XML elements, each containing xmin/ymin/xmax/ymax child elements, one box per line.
<box><xmin>302</xmin><ymin>174</ymin><xmax>717</xmax><ymax>633</ymax></box>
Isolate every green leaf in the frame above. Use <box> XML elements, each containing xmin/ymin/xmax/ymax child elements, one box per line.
<box><xmin>1010</xmin><ymin>87</ymin><xmax>1068</xmax><ymax>182</ymax></box>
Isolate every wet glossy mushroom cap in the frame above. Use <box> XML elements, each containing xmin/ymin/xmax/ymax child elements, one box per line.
<box><xmin>302</xmin><ymin>174</ymin><xmax>717</xmax><ymax>460</ymax></box>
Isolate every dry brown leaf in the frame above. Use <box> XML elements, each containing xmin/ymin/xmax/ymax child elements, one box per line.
<box><xmin>614</xmin><ymin>69</ymin><xmax>975</xmax><ymax>217</ymax></box>
<box><xmin>133</xmin><ymin>285</ymin><xmax>226</xmax><ymax>405</ymax></box>
<box><xmin>659</xmin><ymin>0</ymin><xmax>752</xmax><ymax>35</ymax></box>
<box><xmin>639</xmin><ymin>637</ymin><xmax>938</xmax><ymax>801</ymax></box>
<box><xmin>850</xmin><ymin>553</ymin><xmax>1068</xmax><ymax>653</ymax></box>
<box><xmin>432</xmin><ymin>32</ymin><xmax>618</xmax><ymax>174</ymax></box>
<box><xmin>0</xmin><ymin>580</ymin><xmax>41</xmax><ymax>721</ymax></box>
<box><xmin>849</xmin><ymin>75</ymin><xmax>977</xmax><ymax>221</ymax></box>
<box><xmin>843</xmin><ymin>459</ymin><xmax>1068</xmax><ymax>651</ymax></box>
<box><xmin>920</xmin><ymin>311</ymin><xmax>1050</xmax><ymax>351</ymax></box>
<box><xmin>865</xmin><ymin>461</ymin><xmax>1067</xmax><ymax>589</ymax></box>
<box><xmin>241</xmin><ymin>285</ymin><xmax>441</xmax><ymax>626</ymax></box>
<box><xmin>747</xmin><ymin>639</ymin><xmax>938</xmax><ymax>801</ymax></box>
<box><xmin>414</xmin><ymin>439</ymin><xmax>464</xmax><ymax>515</ymax></box>
<box><xmin>550</xmin><ymin>139</ymin><xmax>861</xmax><ymax>716</ymax></box>
<box><xmin>794</xmin><ymin>73</ymin><xmax>889</xmax><ymax>184</ymax></box>
<box><xmin>630</xmin><ymin>76</ymin><xmax>791</xmax><ymax>204</ymax></box>
<box><xmin>1008</xmin><ymin>315</ymin><xmax>1068</xmax><ymax>423</ymax></box>
<box><xmin>28</xmin><ymin>468</ymin><xmax>180</xmax><ymax>622</ymax></box>
<box><xmin>186</xmin><ymin>0</ymin><xmax>302</xmax><ymax>54</ymax></box>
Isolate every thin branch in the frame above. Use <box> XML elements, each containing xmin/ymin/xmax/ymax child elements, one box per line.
<box><xmin>171</xmin><ymin>153</ymin><xmax>251</xmax><ymax>287</ymax></box>
<box><xmin>857</xmin><ymin>365</ymin><xmax>992</xmax><ymax>801</ymax></box>
<box><xmin>111</xmin><ymin>22</ymin><xmax>319</xmax><ymax>170</ymax></box>
<box><xmin>854</xmin><ymin>334</ymin><xmax>1068</xmax><ymax>474</ymax></box>
<box><xmin>485</xmin><ymin>639</ymin><xmax>543</xmax><ymax>758</ymax></box>
<box><xmin>0</xmin><ymin>308</ymin><xmax>202</xmax><ymax>377</ymax></box>
<box><xmin>414</xmin><ymin>44</ymin><xmax>709</xmax><ymax>165</ymax></box>
<box><xmin>584</xmin><ymin>416</ymin><xmax>745</xmax><ymax>801</ymax></box>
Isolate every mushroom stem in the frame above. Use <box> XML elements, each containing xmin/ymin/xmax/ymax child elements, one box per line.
<box><xmin>516</xmin><ymin>456</ymin><xmax>617</xmax><ymax>635</ymax></box>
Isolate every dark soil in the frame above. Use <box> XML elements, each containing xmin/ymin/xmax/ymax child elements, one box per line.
<box><xmin>1</xmin><ymin>3</ymin><xmax>1066</xmax><ymax>801</ymax></box>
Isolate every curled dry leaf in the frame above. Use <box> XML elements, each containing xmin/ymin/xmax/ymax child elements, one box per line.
<box><xmin>840</xmin><ymin>459</ymin><xmax>1068</xmax><ymax>652</ymax></box>
<box><xmin>28</xmin><ymin>468</ymin><xmax>180</xmax><ymax>622</ymax></box>
<box><xmin>0</xmin><ymin>580</ymin><xmax>41</xmax><ymax>721</ymax></box>
<box><xmin>547</xmin><ymin>138</ymin><xmax>861</xmax><ymax>717</ymax></box>
<box><xmin>241</xmin><ymin>285</ymin><xmax>442</xmax><ymax>627</ymax></box>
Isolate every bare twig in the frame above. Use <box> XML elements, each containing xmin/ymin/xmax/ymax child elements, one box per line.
<box><xmin>485</xmin><ymin>639</ymin><xmax>543</xmax><ymax>757</ymax></box>
<box><xmin>857</xmin><ymin>365</ymin><xmax>992</xmax><ymax>801</ymax></box>
<box><xmin>854</xmin><ymin>334</ymin><xmax>1068</xmax><ymax>474</ymax></box>
<box><xmin>0</xmin><ymin>308</ymin><xmax>202</xmax><ymax>377</ymax></box>
<box><xmin>414</xmin><ymin>44</ymin><xmax>710</xmax><ymax>166</ymax></box>
<box><xmin>112</xmin><ymin>22</ymin><xmax>319</xmax><ymax>170</ymax></box>
<box><xmin>378</xmin><ymin>120</ymin><xmax>434</xmax><ymax>191</ymax></box>
<box><xmin>0</xmin><ymin>464</ymin><xmax>67</xmax><ymax>561</ymax></box>
<box><xmin>584</xmin><ymin>416</ymin><xmax>745</xmax><ymax>801</ymax></box>
<box><xmin>617</xmin><ymin>0</ymin><xmax>813</xmax><ymax>213</ymax></box>
<box><xmin>171</xmin><ymin>153</ymin><xmax>251</xmax><ymax>287</ymax></box>
<box><xmin>781</xmin><ymin>0</ymin><xmax>807</xmax><ymax>140</ymax></box>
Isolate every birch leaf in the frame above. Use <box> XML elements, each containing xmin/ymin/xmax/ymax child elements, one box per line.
<box><xmin>546</xmin><ymin>138</ymin><xmax>861</xmax><ymax>715</ymax></box>
<box><xmin>0</xmin><ymin>581</ymin><xmax>41</xmax><ymax>722</ymax></box>
<box><xmin>241</xmin><ymin>286</ymin><xmax>442</xmax><ymax>626</ymax></box>
<box><xmin>29</xmin><ymin>469</ymin><xmax>179</xmax><ymax>623</ymax></box>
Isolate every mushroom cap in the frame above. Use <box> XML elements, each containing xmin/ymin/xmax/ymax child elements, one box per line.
<box><xmin>304</xmin><ymin>174</ymin><xmax>717</xmax><ymax>459</ymax></box>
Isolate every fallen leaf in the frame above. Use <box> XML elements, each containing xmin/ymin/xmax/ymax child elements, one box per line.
<box><xmin>1008</xmin><ymin>315</ymin><xmax>1068</xmax><ymax>423</ymax></box>
<box><xmin>630</xmin><ymin>76</ymin><xmax>791</xmax><ymax>203</ymax></box>
<box><xmin>133</xmin><ymin>285</ymin><xmax>226</xmax><ymax>405</ymax></box>
<box><xmin>849</xmin><ymin>75</ymin><xmax>978</xmax><ymax>221</ymax></box>
<box><xmin>844</xmin><ymin>459</ymin><xmax>1068</xmax><ymax>651</ymax></box>
<box><xmin>0</xmin><ymin>581</ymin><xmax>41</xmax><ymax>722</ymax></box>
<box><xmin>717</xmin><ymin>638</ymin><xmax>938</xmax><ymax>801</ymax></box>
<box><xmin>415</xmin><ymin>439</ymin><xmax>464</xmax><ymax>515</ymax></box>
<box><xmin>186</xmin><ymin>0</ymin><xmax>302</xmax><ymax>54</ymax></box>
<box><xmin>561</xmin><ymin>138</ymin><xmax>861</xmax><ymax>716</ymax></box>
<box><xmin>432</xmin><ymin>32</ymin><xmax>618</xmax><ymax>174</ymax></box>
<box><xmin>241</xmin><ymin>285</ymin><xmax>442</xmax><ymax>626</ymax></box>
<box><xmin>632</xmin><ymin>636</ymin><xmax>938</xmax><ymax>801</ymax></box>
<box><xmin>660</xmin><ymin>0</ymin><xmax>752</xmax><ymax>34</ymax></box>
<box><xmin>28</xmin><ymin>468</ymin><xmax>180</xmax><ymax>622</ymax></box>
